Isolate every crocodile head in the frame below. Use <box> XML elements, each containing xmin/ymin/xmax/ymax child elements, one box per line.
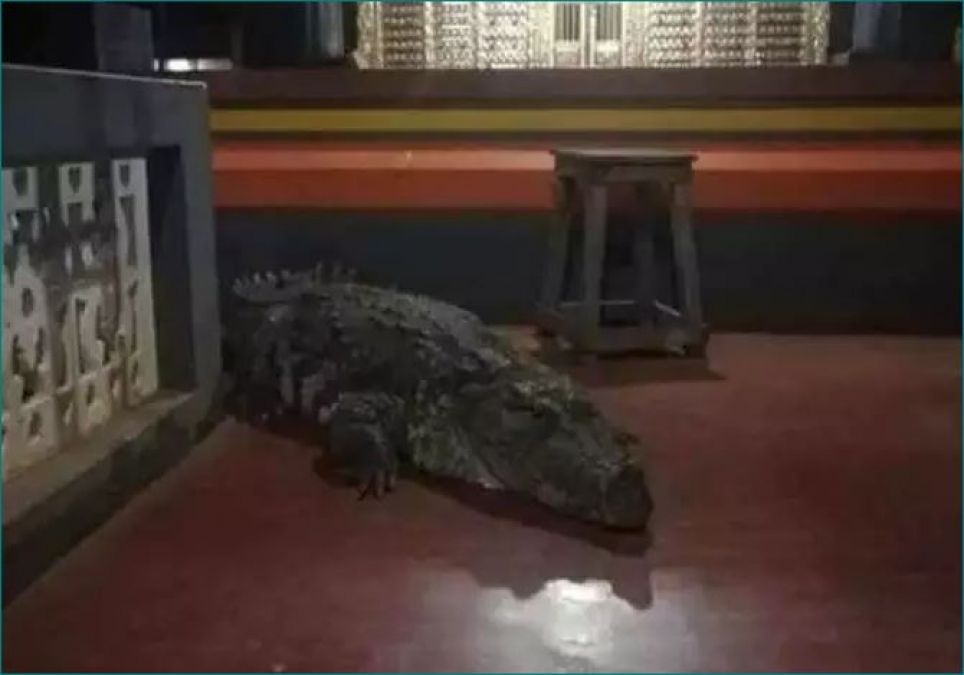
<box><xmin>461</xmin><ymin>368</ymin><xmax>652</xmax><ymax>530</ymax></box>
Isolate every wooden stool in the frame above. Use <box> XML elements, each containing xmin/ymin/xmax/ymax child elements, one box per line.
<box><xmin>537</xmin><ymin>148</ymin><xmax>707</xmax><ymax>356</ymax></box>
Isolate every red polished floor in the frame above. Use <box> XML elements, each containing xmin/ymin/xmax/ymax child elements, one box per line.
<box><xmin>4</xmin><ymin>334</ymin><xmax>961</xmax><ymax>673</ymax></box>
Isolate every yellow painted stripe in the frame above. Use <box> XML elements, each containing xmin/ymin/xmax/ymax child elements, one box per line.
<box><xmin>210</xmin><ymin>107</ymin><xmax>961</xmax><ymax>134</ymax></box>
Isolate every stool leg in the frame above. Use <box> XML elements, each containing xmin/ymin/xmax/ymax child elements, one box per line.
<box><xmin>669</xmin><ymin>181</ymin><xmax>704</xmax><ymax>348</ymax></box>
<box><xmin>579</xmin><ymin>182</ymin><xmax>607</xmax><ymax>351</ymax></box>
<box><xmin>632</xmin><ymin>184</ymin><xmax>658</xmax><ymax>327</ymax></box>
<box><xmin>539</xmin><ymin>177</ymin><xmax>573</xmax><ymax>324</ymax></box>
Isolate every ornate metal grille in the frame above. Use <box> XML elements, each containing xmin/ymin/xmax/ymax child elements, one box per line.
<box><xmin>357</xmin><ymin>1</ymin><xmax>829</xmax><ymax>69</ymax></box>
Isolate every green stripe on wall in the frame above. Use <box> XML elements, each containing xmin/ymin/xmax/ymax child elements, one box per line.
<box><xmin>210</xmin><ymin>106</ymin><xmax>961</xmax><ymax>134</ymax></box>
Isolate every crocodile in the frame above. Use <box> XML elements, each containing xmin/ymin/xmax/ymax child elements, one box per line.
<box><xmin>223</xmin><ymin>264</ymin><xmax>652</xmax><ymax>530</ymax></box>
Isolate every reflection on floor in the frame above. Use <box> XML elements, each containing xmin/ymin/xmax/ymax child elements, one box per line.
<box><xmin>4</xmin><ymin>334</ymin><xmax>961</xmax><ymax>672</ymax></box>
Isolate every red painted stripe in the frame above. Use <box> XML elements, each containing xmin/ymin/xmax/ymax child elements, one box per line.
<box><xmin>213</xmin><ymin>144</ymin><xmax>961</xmax><ymax>213</ymax></box>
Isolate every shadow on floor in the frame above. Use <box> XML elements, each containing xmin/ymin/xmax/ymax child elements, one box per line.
<box><xmin>502</xmin><ymin>327</ymin><xmax>725</xmax><ymax>387</ymax></box>
<box><xmin>309</xmin><ymin>453</ymin><xmax>652</xmax><ymax>554</ymax></box>
<box><xmin>308</xmin><ymin>445</ymin><xmax>655</xmax><ymax>608</ymax></box>
<box><xmin>410</xmin><ymin>472</ymin><xmax>652</xmax><ymax>555</ymax></box>
<box><xmin>534</xmin><ymin>345</ymin><xmax>726</xmax><ymax>387</ymax></box>
<box><xmin>407</xmin><ymin>472</ymin><xmax>654</xmax><ymax>608</ymax></box>
<box><xmin>564</xmin><ymin>355</ymin><xmax>724</xmax><ymax>388</ymax></box>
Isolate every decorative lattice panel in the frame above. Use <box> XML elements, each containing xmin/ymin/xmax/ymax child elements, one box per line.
<box><xmin>477</xmin><ymin>2</ymin><xmax>530</xmax><ymax>69</ymax></box>
<box><xmin>428</xmin><ymin>1</ymin><xmax>478</xmax><ymax>68</ymax></box>
<box><xmin>701</xmin><ymin>2</ymin><xmax>754</xmax><ymax>67</ymax></box>
<box><xmin>755</xmin><ymin>2</ymin><xmax>808</xmax><ymax>65</ymax></box>
<box><xmin>356</xmin><ymin>1</ymin><xmax>381</xmax><ymax>68</ymax></box>
<box><xmin>589</xmin><ymin>2</ymin><xmax>626</xmax><ymax>67</ymax></box>
<box><xmin>2</xmin><ymin>159</ymin><xmax>159</xmax><ymax>480</ymax></box>
<box><xmin>640</xmin><ymin>2</ymin><xmax>701</xmax><ymax>68</ymax></box>
<box><xmin>357</xmin><ymin>1</ymin><xmax>829</xmax><ymax>69</ymax></box>
<box><xmin>552</xmin><ymin>2</ymin><xmax>585</xmax><ymax>67</ymax></box>
<box><xmin>378</xmin><ymin>1</ymin><xmax>428</xmax><ymax>69</ymax></box>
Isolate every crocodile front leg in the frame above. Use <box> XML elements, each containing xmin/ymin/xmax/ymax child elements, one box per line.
<box><xmin>324</xmin><ymin>391</ymin><xmax>405</xmax><ymax>499</ymax></box>
<box><xmin>229</xmin><ymin>360</ymin><xmax>284</xmax><ymax>429</ymax></box>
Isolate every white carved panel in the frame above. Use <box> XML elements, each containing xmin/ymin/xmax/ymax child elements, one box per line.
<box><xmin>112</xmin><ymin>158</ymin><xmax>159</xmax><ymax>406</ymax></box>
<box><xmin>3</xmin><ymin>167</ymin><xmax>60</xmax><ymax>477</ymax></box>
<box><xmin>2</xmin><ymin>158</ymin><xmax>160</xmax><ymax>481</ymax></box>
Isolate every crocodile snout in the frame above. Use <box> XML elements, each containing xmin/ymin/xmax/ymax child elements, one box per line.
<box><xmin>602</xmin><ymin>465</ymin><xmax>652</xmax><ymax>530</ymax></box>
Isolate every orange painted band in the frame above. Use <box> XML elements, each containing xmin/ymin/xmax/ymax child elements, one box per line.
<box><xmin>213</xmin><ymin>145</ymin><xmax>962</xmax><ymax>213</ymax></box>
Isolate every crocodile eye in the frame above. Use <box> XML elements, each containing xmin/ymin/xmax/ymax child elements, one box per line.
<box><xmin>570</xmin><ymin>397</ymin><xmax>595</xmax><ymax>417</ymax></box>
<box><xmin>505</xmin><ymin>400</ymin><xmax>531</xmax><ymax>413</ymax></box>
<box><xmin>532</xmin><ymin>403</ymin><xmax>561</xmax><ymax>423</ymax></box>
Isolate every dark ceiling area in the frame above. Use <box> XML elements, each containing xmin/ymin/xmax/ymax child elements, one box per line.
<box><xmin>2</xmin><ymin>1</ymin><xmax>358</xmax><ymax>71</ymax></box>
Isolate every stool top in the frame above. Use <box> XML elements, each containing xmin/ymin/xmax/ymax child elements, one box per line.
<box><xmin>553</xmin><ymin>148</ymin><xmax>696</xmax><ymax>165</ymax></box>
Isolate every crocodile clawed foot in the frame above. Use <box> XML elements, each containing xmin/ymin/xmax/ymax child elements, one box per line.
<box><xmin>328</xmin><ymin>391</ymin><xmax>405</xmax><ymax>501</ymax></box>
<box><xmin>357</xmin><ymin>467</ymin><xmax>397</xmax><ymax>500</ymax></box>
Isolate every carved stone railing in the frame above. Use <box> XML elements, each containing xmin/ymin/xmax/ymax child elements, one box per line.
<box><xmin>356</xmin><ymin>1</ymin><xmax>829</xmax><ymax>69</ymax></box>
<box><xmin>2</xmin><ymin>159</ymin><xmax>159</xmax><ymax>480</ymax></box>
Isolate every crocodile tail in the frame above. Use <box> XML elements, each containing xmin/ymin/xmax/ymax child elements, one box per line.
<box><xmin>230</xmin><ymin>260</ymin><xmax>362</xmax><ymax>306</ymax></box>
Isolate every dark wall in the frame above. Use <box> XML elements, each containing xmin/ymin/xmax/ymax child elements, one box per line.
<box><xmin>150</xmin><ymin>2</ymin><xmax>236</xmax><ymax>60</ymax></box>
<box><xmin>217</xmin><ymin>211</ymin><xmax>547</xmax><ymax>322</ymax></box>
<box><xmin>695</xmin><ymin>214</ymin><xmax>961</xmax><ymax>333</ymax></box>
<box><xmin>216</xmin><ymin>210</ymin><xmax>961</xmax><ymax>335</ymax></box>
<box><xmin>1</xmin><ymin>2</ymin><xmax>355</xmax><ymax>70</ymax></box>
<box><xmin>2</xmin><ymin>2</ymin><xmax>154</xmax><ymax>73</ymax></box>
<box><xmin>899</xmin><ymin>2</ymin><xmax>962</xmax><ymax>60</ymax></box>
<box><xmin>846</xmin><ymin>1</ymin><xmax>960</xmax><ymax>61</ymax></box>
